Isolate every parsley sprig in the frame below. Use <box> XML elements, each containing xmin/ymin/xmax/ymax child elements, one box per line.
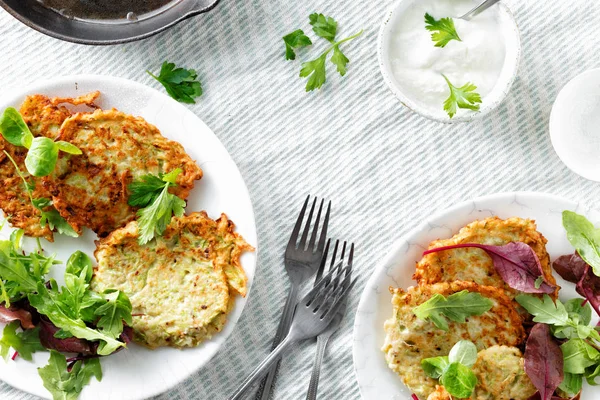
<box><xmin>421</xmin><ymin>340</ymin><xmax>478</xmax><ymax>398</ymax></box>
<box><xmin>442</xmin><ymin>74</ymin><xmax>482</xmax><ymax>119</ymax></box>
<box><xmin>517</xmin><ymin>294</ymin><xmax>600</xmax><ymax>396</ymax></box>
<box><xmin>412</xmin><ymin>290</ymin><xmax>493</xmax><ymax>331</ymax></box>
<box><xmin>148</xmin><ymin>62</ymin><xmax>203</xmax><ymax>104</ymax></box>
<box><xmin>424</xmin><ymin>13</ymin><xmax>462</xmax><ymax>48</ymax></box>
<box><xmin>283</xmin><ymin>13</ymin><xmax>363</xmax><ymax>91</ymax></box>
<box><xmin>128</xmin><ymin>169</ymin><xmax>186</xmax><ymax>245</ymax></box>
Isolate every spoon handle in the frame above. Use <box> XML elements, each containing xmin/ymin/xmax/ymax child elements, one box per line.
<box><xmin>460</xmin><ymin>0</ymin><xmax>502</xmax><ymax>20</ymax></box>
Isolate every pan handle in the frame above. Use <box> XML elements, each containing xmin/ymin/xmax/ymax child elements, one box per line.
<box><xmin>186</xmin><ymin>0</ymin><xmax>221</xmax><ymax>17</ymax></box>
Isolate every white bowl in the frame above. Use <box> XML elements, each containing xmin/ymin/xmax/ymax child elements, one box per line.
<box><xmin>378</xmin><ymin>0</ymin><xmax>522</xmax><ymax>123</ymax></box>
<box><xmin>549</xmin><ymin>68</ymin><xmax>600</xmax><ymax>182</ymax></box>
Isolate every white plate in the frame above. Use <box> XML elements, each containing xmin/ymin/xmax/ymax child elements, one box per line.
<box><xmin>353</xmin><ymin>192</ymin><xmax>600</xmax><ymax>400</ymax></box>
<box><xmin>0</xmin><ymin>75</ymin><xmax>258</xmax><ymax>400</ymax></box>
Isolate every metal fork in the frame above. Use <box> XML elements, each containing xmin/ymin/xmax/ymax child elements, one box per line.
<box><xmin>305</xmin><ymin>240</ymin><xmax>354</xmax><ymax>400</ymax></box>
<box><xmin>255</xmin><ymin>195</ymin><xmax>331</xmax><ymax>400</ymax></box>
<box><xmin>229</xmin><ymin>262</ymin><xmax>357</xmax><ymax>400</ymax></box>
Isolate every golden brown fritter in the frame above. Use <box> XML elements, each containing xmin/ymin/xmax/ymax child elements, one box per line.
<box><xmin>413</xmin><ymin>217</ymin><xmax>558</xmax><ymax>299</ymax></box>
<box><xmin>91</xmin><ymin>212</ymin><xmax>254</xmax><ymax>348</ymax></box>
<box><xmin>42</xmin><ymin>109</ymin><xmax>203</xmax><ymax>237</ymax></box>
<box><xmin>426</xmin><ymin>346</ymin><xmax>536</xmax><ymax>400</ymax></box>
<box><xmin>0</xmin><ymin>93</ymin><xmax>99</xmax><ymax>241</ymax></box>
<box><xmin>382</xmin><ymin>281</ymin><xmax>525</xmax><ymax>399</ymax></box>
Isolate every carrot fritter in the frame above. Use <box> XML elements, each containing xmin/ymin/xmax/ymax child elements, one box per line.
<box><xmin>0</xmin><ymin>93</ymin><xmax>99</xmax><ymax>241</ymax></box>
<box><xmin>42</xmin><ymin>109</ymin><xmax>203</xmax><ymax>237</ymax></box>
<box><xmin>413</xmin><ymin>217</ymin><xmax>558</xmax><ymax>299</ymax></box>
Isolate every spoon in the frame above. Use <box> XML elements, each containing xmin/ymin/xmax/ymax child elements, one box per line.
<box><xmin>459</xmin><ymin>0</ymin><xmax>502</xmax><ymax>20</ymax></box>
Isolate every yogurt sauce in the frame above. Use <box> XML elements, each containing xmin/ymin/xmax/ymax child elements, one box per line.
<box><xmin>389</xmin><ymin>0</ymin><xmax>506</xmax><ymax>119</ymax></box>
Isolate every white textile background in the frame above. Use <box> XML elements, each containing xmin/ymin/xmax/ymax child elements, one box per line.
<box><xmin>0</xmin><ymin>0</ymin><xmax>599</xmax><ymax>399</ymax></box>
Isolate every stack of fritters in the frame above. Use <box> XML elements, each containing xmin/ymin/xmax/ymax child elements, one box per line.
<box><xmin>383</xmin><ymin>217</ymin><xmax>552</xmax><ymax>399</ymax></box>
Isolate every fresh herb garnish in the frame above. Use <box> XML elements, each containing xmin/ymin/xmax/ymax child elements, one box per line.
<box><xmin>4</xmin><ymin>150</ymin><xmax>78</xmax><ymax>238</ymax></box>
<box><xmin>421</xmin><ymin>340</ymin><xmax>478</xmax><ymax>398</ymax></box>
<box><xmin>127</xmin><ymin>169</ymin><xmax>186</xmax><ymax>245</ymax></box>
<box><xmin>423</xmin><ymin>242</ymin><xmax>556</xmax><ymax>293</ymax></box>
<box><xmin>424</xmin><ymin>13</ymin><xmax>462</xmax><ymax>48</ymax></box>
<box><xmin>0</xmin><ymin>321</ymin><xmax>44</xmax><ymax>361</ymax></box>
<box><xmin>147</xmin><ymin>62</ymin><xmax>203</xmax><ymax>104</ymax></box>
<box><xmin>283</xmin><ymin>30</ymin><xmax>312</xmax><ymax>60</ymax></box>
<box><xmin>562</xmin><ymin>210</ymin><xmax>600</xmax><ymax>277</ymax></box>
<box><xmin>285</xmin><ymin>13</ymin><xmax>362</xmax><ymax>91</ymax></box>
<box><xmin>442</xmin><ymin>74</ymin><xmax>482</xmax><ymax>118</ymax></box>
<box><xmin>38</xmin><ymin>350</ymin><xmax>102</xmax><ymax>400</ymax></box>
<box><xmin>0</xmin><ymin>108</ymin><xmax>81</xmax><ymax>177</ymax></box>
<box><xmin>524</xmin><ymin>323</ymin><xmax>564</xmax><ymax>400</ymax></box>
<box><xmin>412</xmin><ymin>290</ymin><xmax>493</xmax><ymax>331</ymax></box>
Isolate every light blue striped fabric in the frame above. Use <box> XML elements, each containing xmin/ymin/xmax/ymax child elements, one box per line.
<box><xmin>0</xmin><ymin>0</ymin><xmax>598</xmax><ymax>398</ymax></box>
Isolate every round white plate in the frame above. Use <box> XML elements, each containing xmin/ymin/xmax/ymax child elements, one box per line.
<box><xmin>0</xmin><ymin>75</ymin><xmax>258</xmax><ymax>400</ymax></box>
<box><xmin>550</xmin><ymin>68</ymin><xmax>600</xmax><ymax>182</ymax></box>
<box><xmin>353</xmin><ymin>192</ymin><xmax>600</xmax><ymax>400</ymax></box>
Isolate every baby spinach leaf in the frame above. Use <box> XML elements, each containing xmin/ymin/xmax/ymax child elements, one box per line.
<box><xmin>412</xmin><ymin>290</ymin><xmax>493</xmax><ymax>331</ymax></box>
<box><xmin>448</xmin><ymin>340</ymin><xmax>477</xmax><ymax>367</ymax></box>
<box><xmin>24</xmin><ymin>137</ymin><xmax>59</xmax><ymax>177</ymax></box>
<box><xmin>421</xmin><ymin>356</ymin><xmax>448</xmax><ymax>379</ymax></box>
<box><xmin>561</xmin><ymin>338</ymin><xmax>600</xmax><ymax>374</ymax></box>
<box><xmin>65</xmin><ymin>251</ymin><xmax>93</xmax><ymax>284</ymax></box>
<box><xmin>0</xmin><ymin>107</ymin><xmax>33</xmax><ymax>148</ymax></box>
<box><xmin>55</xmin><ymin>141</ymin><xmax>82</xmax><ymax>155</ymax></box>
<box><xmin>422</xmin><ymin>340</ymin><xmax>478</xmax><ymax>398</ymax></box>
<box><xmin>562</xmin><ymin>211</ymin><xmax>600</xmax><ymax>277</ymax></box>
<box><xmin>440</xmin><ymin>362</ymin><xmax>477</xmax><ymax>398</ymax></box>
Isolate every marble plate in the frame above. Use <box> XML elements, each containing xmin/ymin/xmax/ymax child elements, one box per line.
<box><xmin>0</xmin><ymin>75</ymin><xmax>257</xmax><ymax>400</ymax></box>
<box><xmin>353</xmin><ymin>192</ymin><xmax>600</xmax><ymax>399</ymax></box>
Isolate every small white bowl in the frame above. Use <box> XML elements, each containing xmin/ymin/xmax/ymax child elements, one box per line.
<box><xmin>378</xmin><ymin>0</ymin><xmax>522</xmax><ymax>123</ymax></box>
<box><xmin>550</xmin><ymin>68</ymin><xmax>600</xmax><ymax>182</ymax></box>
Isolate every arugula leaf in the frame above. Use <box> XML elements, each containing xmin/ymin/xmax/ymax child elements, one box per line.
<box><xmin>128</xmin><ymin>169</ymin><xmax>186</xmax><ymax>245</ymax></box>
<box><xmin>0</xmin><ymin>107</ymin><xmax>33</xmax><ymax>148</ymax></box>
<box><xmin>516</xmin><ymin>294</ymin><xmax>570</xmax><ymax>326</ymax></box>
<box><xmin>424</xmin><ymin>13</ymin><xmax>462</xmax><ymax>48</ymax></box>
<box><xmin>0</xmin><ymin>321</ymin><xmax>44</xmax><ymax>361</ymax></box>
<box><xmin>562</xmin><ymin>211</ymin><xmax>600</xmax><ymax>277</ymax></box>
<box><xmin>421</xmin><ymin>340</ymin><xmax>478</xmax><ymax>398</ymax></box>
<box><xmin>38</xmin><ymin>350</ymin><xmax>102</xmax><ymax>400</ymax></box>
<box><xmin>39</xmin><ymin>209</ymin><xmax>78</xmax><ymax>238</ymax></box>
<box><xmin>148</xmin><ymin>62</ymin><xmax>203</xmax><ymax>104</ymax></box>
<box><xmin>309</xmin><ymin>13</ymin><xmax>337</xmax><ymax>42</ymax></box>
<box><xmin>442</xmin><ymin>74</ymin><xmax>482</xmax><ymax>118</ymax></box>
<box><xmin>412</xmin><ymin>290</ymin><xmax>493</xmax><ymax>331</ymax></box>
<box><xmin>283</xmin><ymin>29</ymin><xmax>312</xmax><ymax>60</ymax></box>
<box><xmin>95</xmin><ymin>291</ymin><xmax>132</xmax><ymax>338</ymax></box>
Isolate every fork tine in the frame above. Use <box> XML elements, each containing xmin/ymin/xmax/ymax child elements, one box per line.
<box><xmin>313</xmin><ymin>239</ymin><xmax>331</xmax><ymax>285</ymax></box>
<box><xmin>317</xmin><ymin>265</ymin><xmax>352</xmax><ymax>316</ymax></box>
<box><xmin>308</xmin><ymin>199</ymin><xmax>324</xmax><ymax>252</ymax></box>
<box><xmin>348</xmin><ymin>243</ymin><xmax>355</xmax><ymax>266</ymax></box>
<box><xmin>321</xmin><ymin>276</ymin><xmax>358</xmax><ymax>320</ymax></box>
<box><xmin>328</xmin><ymin>240</ymin><xmax>339</xmax><ymax>271</ymax></box>
<box><xmin>299</xmin><ymin>198</ymin><xmax>317</xmax><ymax>250</ymax></box>
<box><xmin>287</xmin><ymin>195</ymin><xmax>310</xmax><ymax>250</ymax></box>
<box><xmin>315</xmin><ymin>201</ymin><xmax>331</xmax><ymax>252</ymax></box>
<box><xmin>303</xmin><ymin>261</ymin><xmax>343</xmax><ymax>305</ymax></box>
<box><xmin>312</xmin><ymin>264</ymin><xmax>350</xmax><ymax>313</ymax></box>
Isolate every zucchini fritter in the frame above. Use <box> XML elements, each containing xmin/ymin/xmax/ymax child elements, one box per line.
<box><xmin>0</xmin><ymin>93</ymin><xmax>99</xmax><ymax>241</ymax></box>
<box><xmin>91</xmin><ymin>212</ymin><xmax>254</xmax><ymax>349</ymax></box>
<box><xmin>382</xmin><ymin>281</ymin><xmax>525</xmax><ymax>399</ymax></box>
<box><xmin>426</xmin><ymin>346</ymin><xmax>536</xmax><ymax>400</ymax></box>
<box><xmin>43</xmin><ymin>109</ymin><xmax>203</xmax><ymax>237</ymax></box>
<box><xmin>413</xmin><ymin>217</ymin><xmax>558</xmax><ymax>299</ymax></box>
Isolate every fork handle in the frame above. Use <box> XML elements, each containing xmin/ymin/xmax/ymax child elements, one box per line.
<box><xmin>254</xmin><ymin>283</ymin><xmax>299</xmax><ymax>399</ymax></box>
<box><xmin>229</xmin><ymin>336</ymin><xmax>296</xmax><ymax>400</ymax></box>
<box><xmin>306</xmin><ymin>331</ymin><xmax>333</xmax><ymax>400</ymax></box>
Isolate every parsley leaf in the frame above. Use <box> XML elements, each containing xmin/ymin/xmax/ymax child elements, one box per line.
<box><xmin>424</xmin><ymin>13</ymin><xmax>462</xmax><ymax>48</ymax></box>
<box><xmin>309</xmin><ymin>13</ymin><xmax>337</xmax><ymax>42</ymax></box>
<box><xmin>148</xmin><ymin>62</ymin><xmax>203</xmax><ymax>104</ymax></box>
<box><xmin>283</xmin><ymin>29</ymin><xmax>312</xmax><ymax>60</ymax></box>
<box><xmin>442</xmin><ymin>74</ymin><xmax>482</xmax><ymax>118</ymax></box>
<box><xmin>422</xmin><ymin>341</ymin><xmax>478</xmax><ymax>398</ymax></box>
<box><xmin>128</xmin><ymin>169</ymin><xmax>186</xmax><ymax>245</ymax></box>
<box><xmin>330</xmin><ymin>45</ymin><xmax>350</xmax><ymax>76</ymax></box>
<box><xmin>38</xmin><ymin>350</ymin><xmax>102</xmax><ymax>400</ymax></box>
<box><xmin>0</xmin><ymin>321</ymin><xmax>44</xmax><ymax>361</ymax></box>
<box><xmin>412</xmin><ymin>290</ymin><xmax>493</xmax><ymax>331</ymax></box>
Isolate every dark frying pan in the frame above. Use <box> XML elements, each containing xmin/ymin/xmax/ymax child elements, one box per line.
<box><xmin>0</xmin><ymin>0</ymin><xmax>221</xmax><ymax>45</ymax></box>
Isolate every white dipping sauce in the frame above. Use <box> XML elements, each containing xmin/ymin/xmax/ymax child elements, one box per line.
<box><xmin>389</xmin><ymin>0</ymin><xmax>506</xmax><ymax>118</ymax></box>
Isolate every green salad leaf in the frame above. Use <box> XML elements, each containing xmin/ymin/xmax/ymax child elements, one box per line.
<box><xmin>283</xmin><ymin>29</ymin><xmax>312</xmax><ymax>60</ymax></box>
<box><xmin>0</xmin><ymin>321</ymin><xmax>44</xmax><ymax>361</ymax></box>
<box><xmin>442</xmin><ymin>74</ymin><xmax>482</xmax><ymax>119</ymax></box>
<box><xmin>424</xmin><ymin>13</ymin><xmax>462</xmax><ymax>48</ymax></box>
<box><xmin>412</xmin><ymin>290</ymin><xmax>493</xmax><ymax>331</ymax></box>
<box><xmin>148</xmin><ymin>61</ymin><xmax>203</xmax><ymax>104</ymax></box>
<box><xmin>95</xmin><ymin>290</ymin><xmax>132</xmax><ymax>338</ymax></box>
<box><xmin>422</xmin><ymin>340</ymin><xmax>478</xmax><ymax>398</ymax></box>
<box><xmin>562</xmin><ymin>210</ymin><xmax>600</xmax><ymax>277</ymax></box>
<box><xmin>128</xmin><ymin>169</ymin><xmax>186</xmax><ymax>245</ymax></box>
<box><xmin>38</xmin><ymin>350</ymin><xmax>102</xmax><ymax>400</ymax></box>
<box><xmin>0</xmin><ymin>107</ymin><xmax>33</xmax><ymax>147</ymax></box>
<box><xmin>309</xmin><ymin>13</ymin><xmax>337</xmax><ymax>42</ymax></box>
